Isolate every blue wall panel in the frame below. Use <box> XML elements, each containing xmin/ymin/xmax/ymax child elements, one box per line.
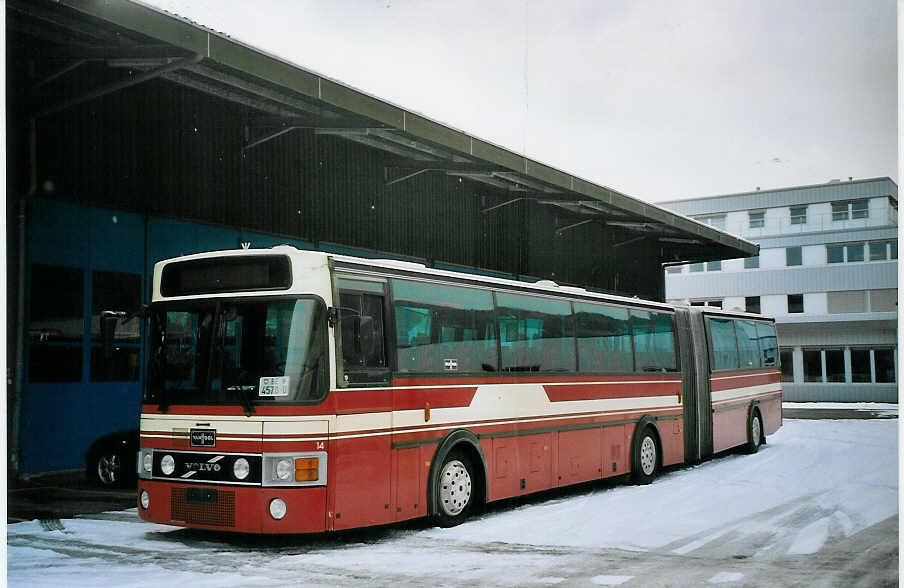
<box><xmin>21</xmin><ymin>199</ymin><xmax>146</xmax><ymax>473</ymax></box>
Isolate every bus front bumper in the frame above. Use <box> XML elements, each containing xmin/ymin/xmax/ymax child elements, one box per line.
<box><xmin>137</xmin><ymin>480</ymin><xmax>328</xmax><ymax>534</ymax></box>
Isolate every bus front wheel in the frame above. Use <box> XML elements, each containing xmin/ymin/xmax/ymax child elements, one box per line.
<box><xmin>433</xmin><ymin>450</ymin><xmax>475</xmax><ymax>527</ymax></box>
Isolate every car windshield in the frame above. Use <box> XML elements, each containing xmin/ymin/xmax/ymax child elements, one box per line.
<box><xmin>146</xmin><ymin>298</ymin><xmax>328</xmax><ymax>408</ymax></box>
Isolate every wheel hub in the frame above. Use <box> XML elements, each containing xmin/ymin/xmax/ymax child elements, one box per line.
<box><xmin>439</xmin><ymin>459</ymin><xmax>472</xmax><ymax>516</ymax></box>
<box><xmin>640</xmin><ymin>436</ymin><xmax>656</xmax><ymax>476</ymax></box>
<box><xmin>97</xmin><ymin>454</ymin><xmax>119</xmax><ymax>485</ymax></box>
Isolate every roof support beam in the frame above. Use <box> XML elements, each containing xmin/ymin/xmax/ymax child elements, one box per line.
<box><xmin>183</xmin><ymin>63</ymin><xmax>337</xmax><ymax>119</ymax></box>
<box><xmin>316</xmin><ymin>130</ymin><xmax>436</xmax><ymax>161</ymax></box>
<box><xmin>243</xmin><ymin>125</ymin><xmax>299</xmax><ymax>151</ymax></box>
<box><xmin>33</xmin><ymin>53</ymin><xmax>203</xmax><ymax>118</ymax></box>
<box><xmin>482</xmin><ymin>197</ymin><xmax>525</xmax><ymax>214</ymax></box>
<box><xmin>31</xmin><ymin>59</ymin><xmax>86</xmax><ymax>91</ymax></box>
<box><xmin>385</xmin><ymin>168</ymin><xmax>433</xmax><ymax>187</ymax></box>
<box><xmin>613</xmin><ymin>236</ymin><xmax>646</xmax><ymax>248</ymax></box>
<box><xmin>163</xmin><ymin>71</ymin><xmax>303</xmax><ymax>118</ymax></box>
<box><xmin>555</xmin><ymin>219</ymin><xmax>595</xmax><ymax>235</ymax></box>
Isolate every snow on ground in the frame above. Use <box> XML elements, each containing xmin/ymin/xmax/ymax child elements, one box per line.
<box><xmin>7</xmin><ymin>419</ymin><xmax>898</xmax><ymax>587</ymax></box>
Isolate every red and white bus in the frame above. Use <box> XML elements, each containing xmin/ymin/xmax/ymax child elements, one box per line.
<box><xmin>136</xmin><ymin>246</ymin><xmax>782</xmax><ymax>533</ymax></box>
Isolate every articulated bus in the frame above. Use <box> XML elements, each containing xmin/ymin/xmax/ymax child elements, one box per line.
<box><xmin>136</xmin><ymin>246</ymin><xmax>782</xmax><ymax>533</ymax></box>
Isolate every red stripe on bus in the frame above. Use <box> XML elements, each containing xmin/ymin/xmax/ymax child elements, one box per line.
<box><xmin>543</xmin><ymin>381</ymin><xmax>680</xmax><ymax>402</ymax></box>
<box><xmin>710</xmin><ymin>370</ymin><xmax>780</xmax><ymax>391</ymax></box>
<box><xmin>391</xmin><ymin>374</ymin><xmax>677</xmax><ymax>387</ymax></box>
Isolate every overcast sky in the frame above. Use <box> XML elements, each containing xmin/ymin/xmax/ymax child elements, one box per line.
<box><xmin>145</xmin><ymin>0</ymin><xmax>897</xmax><ymax>203</ymax></box>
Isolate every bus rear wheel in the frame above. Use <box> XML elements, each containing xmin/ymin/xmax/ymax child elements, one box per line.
<box><xmin>433</xmin><ymin>450</ymin><xmax>475</xmax><ymax>527</ymax></box>
<box><xmin>631</xmin><ymin>427</ymin><xmax>659</xmax><ymax>485</ymax></box>
<box><xmin>744</xmin><ymin>409</ymin><xmax>763</xmax><ymax>454</ymax></box>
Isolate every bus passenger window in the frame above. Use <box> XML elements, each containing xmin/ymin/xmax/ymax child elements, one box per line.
<box><xmin>631</xmin><ymin>310</ymin><xmax>677</xmax><ymax>372</ymax></box>
<box><xmin>755</xmin><ymin>322</ymin><xmax>778</xmax><ymax>367</ymax></box>
<box><xmin>574</xmin><ymin>302</ymin><xmax>632</xmax><ymax>372</ymax></box>
<box><xmin>392</xmin><ymin>279</ymin><xmax>497</xmax><ymax>373</ymax></box>
<box><xmin>496</xmin><ymin>292</ymin><xmax>575</xmax><ymax>372</ymax></box>
<box><xmin>708</xmin><ymin>318</ymin><xmax>739</xmax><ymax>370</ymax></box>
<box><xmin>338</xmin><ymin>291</ymin><xmax>387</xmax><ymax>378</ymax></box>
<box><xmin>736</xmin><ymin>320</ymin><xmax>762</xmax><ymax>368</ymax></box>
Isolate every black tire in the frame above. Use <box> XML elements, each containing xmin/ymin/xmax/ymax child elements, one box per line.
<box><xmin>744</xmin><ymin>409</ymin><xmax>763</xmax><ymax>454</ymax></box>
<box><xmin>631</xmin><ymin>427</ymin><xmax>659</xmax><ymax>485</ymax></box>
<box><xmin>433</xmin><ymin>450</ymin><xmax>476</xmax><ymax>527</ymax></box>
<box><xmin>91</xmin><ymin>451</ymin><xmax>126</xmax><ymax>488</ymax></box>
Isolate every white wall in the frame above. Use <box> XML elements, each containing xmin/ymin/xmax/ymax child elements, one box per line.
<box><xmin>803</xmin><ymin>292</ymin><xmax>827</xmax><ymax>314</ymax></box>
<box><xmin>760</xmin><ymin>248</ymin><xmax>785</xmax><ymax>269</ymax></box>
<box><xmin>723</xmin><ymin>296</ymin><xmax>745</xmax><ymax>312</ymax></box>
<box><xmin>803</xmin><ymin>245</ymin><xmax>824</xmax><ymax>266</ymax></box>
<box><xmin>762</xmin><ymin>294</ymin><xmax>786</xmax><ymax>315</ymax></box>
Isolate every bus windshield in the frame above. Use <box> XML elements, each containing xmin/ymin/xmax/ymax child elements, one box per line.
<box><xmin>146</xmin><ymin>298</ymin><xmax>328</xmax><ymax>409</ymax></box>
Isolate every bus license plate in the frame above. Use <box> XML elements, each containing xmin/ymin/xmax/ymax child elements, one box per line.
<box><xmin>259</xmin><ymin>376</ymin><xmax>290</xmax><ymax>397</ymax></box>
<box><xmin>186</xmin><ymin>488</ymin><xmax>218</xmax><ymax>505</ymax></box>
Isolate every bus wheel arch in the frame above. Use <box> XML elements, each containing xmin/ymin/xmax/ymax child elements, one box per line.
<box><xmin>428</xmin><ymin>429</ymin><xmax>488</xmax><ymax>526</ymax></box>
<box><xmin>630</xmin><ymin>416</ymin><xmax>662</xmax><ymax>485</ymax></box>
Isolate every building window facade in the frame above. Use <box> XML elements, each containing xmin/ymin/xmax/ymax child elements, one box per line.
<box><xmin>790</xmin><ymin>206</ymin><xmax>807</xmax><ymax>224</ymax></box>
<box><xmin>827</xmin><ymin>243</ymin><xmax>865</xmax><ymax>264</ymax></box>
<box><xmin>832</xmin><ymin>199</ymin><xmax>869</xmax><ymax>221</ymax></box>
<box><xmin>786</xmin><ymin>246</ymin><xmax>802</xmax><ymax>266</ymax></box>
<box><xmin>696</xmin><ymin>215</ymin><xmax>726</xmax><ymax>230</ymax></box>
<box><xmin>748</xmin><ymin>210</ymin><xmax>765</xmax><ymax>228</ymax></box>
<box><xmin>779</xmin><ymin>348</ymin><xmax>794</xmax><ymax>382</ymax></box>
<box><xmin>745</xmin><ymin>296</ymin><xmax>761</xmax><ymax>314</ymax></box>
<box><xmin>788</xmin><ymin>294</ymin><xmax>804</xmax><ymax>313</ymax></box>
<box><xmin>868</xmin><ymin>240</ymin><xmax>898</xmax><ymax>261</ymax></box>
<box><xmin>744</xmin><ymin>256</ymin><xmax>759</xmax><ymax>269</ymax></box>
<box><xmin>783</xmin><ymin>346</ymin><xmax>897</xmax><ymax>385</ymax></box>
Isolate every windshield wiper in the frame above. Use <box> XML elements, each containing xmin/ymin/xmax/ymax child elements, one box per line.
<box><xmin>226</xmin><ymin>383</ymin><xmax>256</xmax><ymax>416</ymax></box>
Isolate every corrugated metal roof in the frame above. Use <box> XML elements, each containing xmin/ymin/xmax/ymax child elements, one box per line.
<box><xmin>46</xmin><ymin>0</ymin><xmax>756</xmax><ymax>259</ymax></box>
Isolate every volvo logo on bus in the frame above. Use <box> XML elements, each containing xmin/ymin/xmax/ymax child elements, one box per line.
<box><xmin>184</xmin><ymin>461</ymin><xmax>222</xmax><ymax>472</ymax></box>
<box><xmin>190</xmin><ymin>429</ymin><xmax>216</xmax><ymax>447</ymax></box>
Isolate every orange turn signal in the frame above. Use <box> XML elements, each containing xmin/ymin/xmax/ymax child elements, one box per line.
<box><xmin>295</xmin><ymin>457</ymin><xmax>319</xmax><ymax>482</ymax></box>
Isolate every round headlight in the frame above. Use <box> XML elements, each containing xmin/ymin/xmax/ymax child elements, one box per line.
<box><xmin>233</xmin><ymin>458</ymin><xmax>250</xmax><ymax>480</ymax></box>
<box><xmin>269</xmin><ymin>498</ymin><xmax>287</xmax><ymax>520</ymax></box>
<box><xmin>140</xmin><ymin>490</ymin><xmax>150</xmax><ymax>509</ymax></box>
<box><xmin>142</xmin><ymin>452</ymin><xmax>153</xmax><ymax>473</ymax></box>
<box><xmin>161</xmin><ymin>454</ymin><xmax>175</xmax><ymax>476</ymax></box>
<box><xmin>275</xmin><ymin>458</ymin><xmax>293</xmax><ymax>481</ymax></box>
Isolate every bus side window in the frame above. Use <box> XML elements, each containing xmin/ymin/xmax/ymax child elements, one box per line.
<box><xmin>338</xmin><ymin>291</ymin><xmax>389</xmax><ymax>385</ymax></box>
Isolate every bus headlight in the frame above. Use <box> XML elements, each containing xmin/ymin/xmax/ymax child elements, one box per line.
<box><xmin>142</xmin><ymin>452</ymin><xmax>153</xmax><ymax>473</ymax></box>
<box><xmin>161</xmin><ymin>454</ymin><xmax>175</xmax><ymax>476</ymax></box>
<box><xmin>262</xmin><ymin>452</ymin><xmax>327</xmax><ymax>486</ymax></box>
<box><xmin>233</xmin><ymin>458</ymin><xmax>250</xmax><ymax>480</ymax></box>
<box><xmin>275</xmin><ymin>458</ymin><xmax>293</xmax><ymax>480</ymax></box>
<box><xmin>269</xmin><ymin>498</ymin><xmax>287</xmax><ymax>520</ymax></box>
<box><xmin>140</xmin><ymin>490</ymin><xmax>150</xmax><ymax>509</ymax></box>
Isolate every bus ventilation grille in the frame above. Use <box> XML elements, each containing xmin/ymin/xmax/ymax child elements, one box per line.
<box><xmin>170</xmin><ymin>488</ymin><xmax>236</xmax><ymax>528</ymax></box>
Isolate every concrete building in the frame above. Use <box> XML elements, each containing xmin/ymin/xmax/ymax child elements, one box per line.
<box><xmin>662</xmin><ymin>178</ymin><xmax>898</xmax><ymax>402</ymax></box>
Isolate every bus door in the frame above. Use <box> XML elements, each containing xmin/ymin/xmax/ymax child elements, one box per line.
<box><xmin>674</xmin><ymin>307</ymin><xmax>713</xmax><ymax>463</ymax></box>
<box><xmin>331</xmin><ymin>276</ymin><xmax>393</xmax><ymax>529</ymax></box>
